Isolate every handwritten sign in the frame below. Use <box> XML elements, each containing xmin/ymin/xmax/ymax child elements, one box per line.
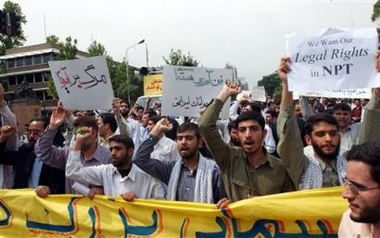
<box><xmin>286</xmin><ymin>28</ymin><xmax>380</xmax><ymax>93</ymax></box>
<box><xmin>144</xmin><ymin>74</ymin><xmax>163</xmax><ymax>96</ymax></box>
<box><xmin>251</xmin><ymin>86</ymin><xmax>267</xmax><ymax>102</ymax></box>
<box><xmin>293</xmin><ymin>88</ymin><xmax>371</xmax><ymax>99</ymax></box>
<box><xmin>49</xmin><ymin>56</ymin><xmax>114</xmax><ymax>110</ymax></box>
<box><xmin>162</xmin><ymin>66</ymin><xmax>233</xmax><ymax>118</ymax></box>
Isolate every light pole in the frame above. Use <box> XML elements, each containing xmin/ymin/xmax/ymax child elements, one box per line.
<box><xmin>126</xmin><ymin>39</ymin><xmax>145</xmax><ymax>105</ymax></box>
<box><xmin>145</xmin><ymin>42</ymin><xmax>149</xmax><ymax>68</ymax></box>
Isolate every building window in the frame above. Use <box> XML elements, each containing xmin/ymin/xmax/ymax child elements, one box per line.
<box><xmin>35</xmin><ymin>73</ymin><xmax>43</xmax><ymax>83</ymax></box>
<box><xmin>17</xmin><ymin>75</ymin><xmax>24</xmax><ymax>85</ymax></box>
<box><xmin>7</xmin><ymin>59</ymin><xmax>15</xmax><ymax>68</ymax></box>
<box><xmin>16</xmin><ymin>57</ymin><xmax>24</xmax><ymax>67</ymax></box>
<box><xmin>34</xmin><ymin>55</ymin><xmax>42</xmax><ymax>65</ymax></box>
<box><xmin>26</xmin><ymin>74</ymin><xmax>33</xmax><ymax>83</ymax></box>
<box><xmin>42</xmin><ymin>53</ymin><xmax>52</xmax><ymax>63</ymax></box>
<box><xmin>8</xmin><ymin>76</ymin><xmax>16</xmax><ymax>85</ymax></box>
<box><xmin>25</xmin><ymin>56</ymin><xmax>33</xmax><ymax>66</ymax></box>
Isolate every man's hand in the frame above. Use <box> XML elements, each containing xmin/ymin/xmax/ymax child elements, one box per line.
<box><xmin>35</xmin><ymin>185</ymin><xmax>51</xmax><ymax>198</ymax></box>
<box><xmin>0</xmin><ymin>125</ymin><xmax>16</xmax><ymax>143</ymax></box>
<box><xmin>88</xmin><ymin>186</ymin><xmax>104</xmax><ymax>200</ymax></box>
<box><xmin>50</xmin><ymin>106</ymin><xmax>66</xmax><ymax>130</ymax></box>
<box><xmin>216</xmin><ymin>197</ymin><xmax>230</xmax><ymax>209</ymax></box>
<box><xmin>277</xmin><ymin>56</ymin><xmax>291</xmax><ymax>84</ymax></box>
<box><xmin>112</xmin><ymin>98</ymin><xmax>122</xmax><ymax>115</ymax></box>
<box><xmin>216</xmin><ymin>80</ymin><xmax>242</xmax><ymax>103</ymax></box>
<box><xmin>73</xmin><ymin>127</ymin><xmax>93</xmax><ymax>150</ymax></box>
<box><xmin>150</xmin><ymin>118</ymin><xmax>173</xmax><ymax>137</ymax></box>
<box><xmin>120</xmin><ymin>192</ymin><xmax>136</xmax><ymax>202</ymax></box>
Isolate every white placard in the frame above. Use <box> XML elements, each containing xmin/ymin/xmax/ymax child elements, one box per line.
<box><xmin>236</xmin><ymin>90</ymin><xmax>251</xmax><ymax>101</ymax></box>
<box><xmin>162</xmin><ymin>66</ymin><xmax>233</xmax><ymax>118</ymax></box>
<box><xmin>286</xmin><ymin>28</ymin><xmax>380</xmax><ymax>93</ymax></box>
<box><xmin>250</xmin><ymin>86</ymin><xmax>266</xmax><ymax>102</ymax></box>
<box><xmin>49</xmin><ymin>56</ymin><xmax>114</xmax><ymax>110</ymax></box>
<box><xmin>293</xmin><ymin>88</ymin><xmax>371</xmax><ymax>99</ymax></box>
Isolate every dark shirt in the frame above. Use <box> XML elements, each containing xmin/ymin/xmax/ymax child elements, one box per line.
<box><xmin>0</xmin><ymin>142</ymin><xmax>65</xmax><ymax>194</ymax></box>
<box><xmin>133</xmin><ymin>136</ymin><xmax>227</xmax><ymax>203</ymax></box>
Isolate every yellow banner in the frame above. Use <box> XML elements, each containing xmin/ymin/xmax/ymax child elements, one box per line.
<box><xmin>0</xmin><ymin>187</ymin><xmax>347</xmax><ymax>237</ymax></box>
<box><xmin>143</xmin><ymin>74</ymin><xmax>163</xmax><ymax>95</ymax></box>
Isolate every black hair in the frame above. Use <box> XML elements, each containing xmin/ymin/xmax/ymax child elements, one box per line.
<box><xmin>332</xmin><ymin>103</ymin><xmax>351</xmax><ymax>113</ymax></box>
<box><xmin>149</xmin><ymin>115</ymin><xmax>162</xmax><ymax>125</ymax></box>
<box><xmin>73</xmin><ymin>116</ymin><xmax>98</xmax><ymax>133</ymax></box>
<box><xmin>265</xmin><ymin>110</ymin><xmax>278</xmax><ymax>118</ymax></box>
<box><xmin>235</xmin><ymin>111</ymin><xmax>265</xmax><ymax>130</ymax></box>
<box><xmin>108</xmin><ymin>134</ymin><xmax>135</xmax><ymax>149</ymax></box>
<box><xmin>177</xmin><ymin>122</ymin><xmax>201</xmax><ymax>139</ymax></box>
<box><xmin>30</xmin><ymin>117</ymin><xmax>49</xmax><ymax>129</ymax></box>
<box><xmin>99</xmin><ymin>113</ymin><xmax>118</xmax><ymax>133</ymax></box>
<box><xmin>346</xmin><ymin>141</ymin><xmax>380</xmax><ymax>184</ymax></box>
<box><xmin>305</xmin><ymin>113</ymin><xmax>339</xmax><ymax>136</ymax></box>
<box><xmin>228</xmin><ymin>120</ymin><xmax>237</xmax><ymax>132</ymax></box>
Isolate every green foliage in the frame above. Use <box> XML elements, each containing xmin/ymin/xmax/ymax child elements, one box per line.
<box><xmin>87</xmin><ymin>40</ymin><xmax>106</xmax><ymax>57</ymax></box>
<box><xmin>46</xmin><ymin>35</ymin><xmax>60</xmax><ymax>44</ymax></box>
<box><xmin>257</xmin><ymin>72</ymin><xmax>281</xmax><ymax>97</ymax></box>
<box><xmin>46</xmin><ymin>74</ymin><xmax>58</xmax><ymax>98</ymax></box>
<box><xmin>372</xmin><ymin>1</ymin><xmax>380</xmax><ymax>22</ymax></box>
<box><xmin>0</xmin><ymin>1</ymin><xmax>26</xmax><ymax>55</ymax></box>
<box><xmin>163</xmin><ymin>49</ymin><xmax>199</xmax><ymax>66</ymax></box>
<box><xmin>58</xmin><ymin>37</ymin><xmax>78</xmax><ymax>60</ymax></box>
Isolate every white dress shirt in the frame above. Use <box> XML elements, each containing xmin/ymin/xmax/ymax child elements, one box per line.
<box><xmin>66</xmin><ymin>151</ymin><xmax>165</xmax><ymax>199</ymax></box>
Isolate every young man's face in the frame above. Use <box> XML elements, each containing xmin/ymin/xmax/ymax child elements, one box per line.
<box><xmin>141</xmin><ymin>114</ymin><xmax>150</xmax><ymax>127</ymax></box>
<box><xmin>97</xmin><ymin>118</ymin><xmax>107</xmax><ymax>138</ymax></box>
<box><xmin>333</xmin><ymin>109</ymin><xmax>351</xmax><ymax>129</ymax></box>
<box><xmin>109</xmin><ymin>141</ymin><xmax>133</xmax><ymax>168</ymax></box>
<box><xmin>306</xmin><ymin>121</ymin><xmax>340</xmax><ymax>161</ymax></box>
<box><xmin>147</xmin><ymin>120</ymin><xmax>155</xmax><ymax>133</ymax></box>
<box><xmin>342</xmin><ymin>161</ymin><xmax>380</xmax><ymax>223</ymax></box>
<box><xmin>119</xmin><ymin>103</ymin><xmax>130</xmax><ymax>117</ymax></box>
<box><xmin>264</xmin><ymin>113</ymin><xmax>274</xmax><ymax>124</ymax></box>
<box><xmin>176</xmin><ymin>130</ymin><xmax>201</xmax><ymax>160</ymax></box>
<box><xmin>237</xmin><ymin>119</ymin><xmax>265</xmax><ymax>155</ymax></box>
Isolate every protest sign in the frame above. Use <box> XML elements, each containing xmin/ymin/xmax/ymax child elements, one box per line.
<box><xmin>162</xmin><ymin>66</ymin><xmax>233</xmax><ymax>118</ymax></box>
<box><xmin>144</xmin><ymin>74</ymin><xmax>163</xmax><ymax>95</ymax></box>
<box><xmin>251</xmin><ymin>86</ymin><xmax>267</xmax><ymax>102</ymax></box>
<box><xmin>286</xmin><ymin>28</ymin><xmax>380</xmax><ymax>93</ymax></box>
<box><xmin>49</xmin><ymin>56</ymin><xmax>114</xmax><ymax>110</ymax></box>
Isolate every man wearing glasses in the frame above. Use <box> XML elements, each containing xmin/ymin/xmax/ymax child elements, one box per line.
<box><xmin>0</xmin><ymin>118</ymin><xmax>66</xmax><ymax>197</ymax></box>
<box><xmin>339</xmin><ymin>141</ymin><xmax>380</xmax><ymax>237</ymax></box>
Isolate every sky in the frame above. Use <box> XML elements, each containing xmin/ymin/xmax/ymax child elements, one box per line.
<box><xmin>8</xmin><ymin>0</ymin><xmax>378</xmax><ymax>87</ymax></box>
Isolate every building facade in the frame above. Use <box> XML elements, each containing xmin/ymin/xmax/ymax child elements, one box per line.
<box><xmin>0</xmin><ymin>43</ymin><xmax>87</xmax><ymax>134</ymax></box>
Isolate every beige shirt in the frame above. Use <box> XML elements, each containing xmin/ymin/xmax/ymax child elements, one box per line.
<box><xmin>339</xmin><ymin>209</ymin><xmax>373</xmax><ymax>238</ymax></box>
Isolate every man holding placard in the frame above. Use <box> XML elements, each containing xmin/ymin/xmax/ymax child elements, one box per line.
<box><xmin>277</xmin><ymin>54</ymin><xmax>380</xmax><ymax>190</ymax></box>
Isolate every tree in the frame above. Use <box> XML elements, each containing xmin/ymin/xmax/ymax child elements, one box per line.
<box><xmin>163</xmin><ymin>49</ymin><xmax>199</xmax><ymax>66</ymax></box>
<box><xmin>46</xmin><ymin>36</ymin><xmax>78</xmax><ymax>98</ymax></box>
<box><xmin>0</xmin><ymin>1</ymin><xmax>26</xmax><ymax>75</ymax></box>
<box><xmin>257</xmin><ymin>72</ymin><xmax>282</xmax><ymax>102</ymax></box>
<box><xmin>0</xmin><ymin>1</ymin><xmax>26</xmax><ymax>55</ymax></box>
<box><xmin>372</xmin><ymin>1</ymin><xmax>380</xmax><ymax>22</ymax></box>
<box><xmin>46</xmin><ymin>35</ymin><xmax>60</xmax><ymax>45</ymax></box>
<box><xmin>87</xmin><ymin>40</ymin><xmax>106</xmax><ymax>56</ymax></box>
<box><xmin>86</xmin><ymin>40</ymin><xmax>143</xmax><ymax>102</ymax></box>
